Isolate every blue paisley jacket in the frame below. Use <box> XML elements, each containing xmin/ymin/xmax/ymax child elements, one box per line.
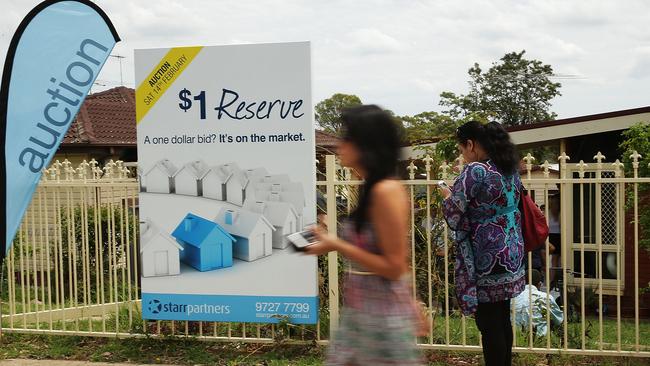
<box><xmin>442</xmin><ymin>160</ymin><xmax>526</xmax><ymax>315</ymax></box>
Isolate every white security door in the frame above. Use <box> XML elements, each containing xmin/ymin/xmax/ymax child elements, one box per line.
<box><xmin>564</xmin><ymin>167</ymin><xmax>624</xmax><ymax>293</ymax></box>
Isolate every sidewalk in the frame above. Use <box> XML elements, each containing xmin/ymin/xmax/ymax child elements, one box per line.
<box><xmin>0</xmin><ymin>361</ymin><xmax>176</xmax><ymax>366</ymax></box>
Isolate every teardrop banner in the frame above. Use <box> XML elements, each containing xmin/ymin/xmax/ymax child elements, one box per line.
<box><xmin>0</xmin><ymin>0</ymin><xmax>120</xmax><ymax>263</ymax></box>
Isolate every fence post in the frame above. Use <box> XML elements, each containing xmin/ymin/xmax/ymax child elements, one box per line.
<box><xmin>325</xmin><ymin>155</ymin><xmax>340</xmax><ymax>335</ymax></box>
<box><xmin>558</xmin><ymin>152</ymin><xmax>570</xmax><ymax>349</ymax></box>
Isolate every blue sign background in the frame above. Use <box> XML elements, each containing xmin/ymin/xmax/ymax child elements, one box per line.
<box><xmin>142</xmin><ymin>293</ymin><xmax>318</xmax><ymax>324</ymax></box>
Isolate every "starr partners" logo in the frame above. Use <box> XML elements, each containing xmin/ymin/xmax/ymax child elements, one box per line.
<box><xmin>148</xmin><ymin>299</ymin><xmax>162</xmax><ymax>314</ymax></box>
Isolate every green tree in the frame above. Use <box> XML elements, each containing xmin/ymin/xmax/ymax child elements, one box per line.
<box><xmin>403</xmin><ymin>112</ymin><xmax>490</xmax><ymax>162</ymax></box>
<box><xmin>520</xmin><ymin>145</ymin><xmax>560</xmax><ymax>164</ymax></box>
<box><xmin>620</xmin><ymin>123</ymin><xmax>650</xmax><ymax>179</ymax></box>
<box><xmin>440</xmin><ymin>50</ymin><xmax>562</xmax><ymax>127</ymax></box>
<box><xmin>399</xmin><ymin>111</ymin><xmax>456</xmax><ymax>143</ymax></box>
<box><xmin>619</xmin><ymin>122</ymin><xmax>650</xmax><ymax>253</ymax></box>
<box><xmin>315</xmin><ymin>93</ymin><xmax>362</xmax><ymax>134</ymax></box>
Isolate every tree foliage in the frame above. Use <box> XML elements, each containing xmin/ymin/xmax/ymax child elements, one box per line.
<box><xmin>402</xmin><ymin>112</ymin><xmax>491</xmax><ymax>162</ymax></box>
<box><xmin>398</xmin><ymin>112</ymin><xmax>456</xmax><ymax>143</ymax></box>
<box><xmin>314</xmin><ymin>93</ymin><xmax>362</xmax><ymax>135</ymax></box>
<box><xmin>520</xmin><ymin>145</ymin><xmax>560</xmax><ymax>165</ymax></box>
<box><xmin>439</xmin><ymin>50</ymin><xmax>562</xmax><ymax>127</ymax></box>
<box><xmin>619</xmin><ymin>122</ymin><xmax>650</xmax><ymax>253</ymax></box>
<box><xmin>620</xmin><ymin>123</ymin><xmax>650</xmax><ymax>178</ymax></box>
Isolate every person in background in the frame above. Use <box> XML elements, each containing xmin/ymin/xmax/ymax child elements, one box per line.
<box><xmin>529</xmin><ymin>244</ymin><xmax>545</xmax><ymax>273</ymax></box>
<box><xmin>513</xmin><ymin>269</ymin><xmax>563</xmax><ymax>337</ymax></box>
<box><xmin>547</xmin><ymin>194</ymin><xmax>561</xmax><ymax>286</ymax></box>
<box><xmin>440</xmin><ymin>121</ymin><xmax>525</xmax><ymax>366</ymax></box>
<box><xmin>305</xmin><ymin>105</ymin><xmax>423</xmax><ymax>365</ymax></box>
<box><xmin>527</xmin><ymin>203</ymin><xmax>546</xmax><ymax>281</ymax></box>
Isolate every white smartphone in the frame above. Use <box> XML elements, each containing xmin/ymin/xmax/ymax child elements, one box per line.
<box><xmin>287</xmin><ymin>230</ymin><xmax>319</xmax><ymax>251</ymax></box>
<box><xmin>437</xmin><ymin>180</ymin><xmax>450</xmax><ymax>190</ymax></box>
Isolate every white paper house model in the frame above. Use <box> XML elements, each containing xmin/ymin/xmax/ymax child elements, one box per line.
<box><xmin>140</xmin><ymin>219</ymin><xmax>183</xmax><ymax>277</ymax></box>
<box><xmin>243</xmin><ymin>200</ymin><xmax>298</xmax><ymax>249</ymax></box>
<box><xmin>258</xmin><ymin>174</ymin><xmax>291</xmax><ymax>184</ymax></box>
<box><xmin>144</xmin><ymin>159</ymin><xmax>177</xmax><ymax>194</ymax></box>
<box><xmin>137</xmin><ymin>166</ymin><xmax>145</xmax><ymax>192</ymax></box>
<box><xmin>256</xmin><ymin>182</ymin><xmax>305</xmax><ymax>208</ymax></box>
<box><xmin>213</xmin><ymin>208</ymin><xmax>274</xmax><ymax>262</ymax></box>
<box><xmin>174</xmin><ymin>160</ymin><xmax>208</xmax><ymax>196</ymax></box>
<box><xmin>222</xmin><ymin>164</ymin><xmax>251</xmax><ymax>206</ymax></box>
<box><xmin>256</xmin><ymin>185</ymin><xmax>306</xmax><ymax>228</ymax></box>
<box><xmin>201</xmin><ymin>165</ymin><xmax>230</xmax><ymax>201</ymax></box>
<box><xmin>243</xmin><ymin>167</ymin><xmax>269</xmax><ymax>185</ymax></box>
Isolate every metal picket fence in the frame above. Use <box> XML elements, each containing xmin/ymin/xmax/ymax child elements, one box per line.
<box><xmin>1</xmin><ymin>153</ymin><xmax>650</xmax><ymax>358</ymax></box>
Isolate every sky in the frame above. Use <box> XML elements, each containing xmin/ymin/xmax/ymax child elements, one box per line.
<box><xmin>1</xmin><ymin>0</ymin><xmax>649</xmax><ymax>119</ymax></box>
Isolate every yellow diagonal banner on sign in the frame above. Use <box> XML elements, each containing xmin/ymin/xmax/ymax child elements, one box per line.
<box><xmin>136</xmin><ymin>46</ymin><xmax>203</xmax><ymax>124</ymax></box>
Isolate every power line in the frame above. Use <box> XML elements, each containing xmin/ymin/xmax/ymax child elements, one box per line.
<box><xmin>550</xmin><ymin>73</ymin><xmax>586</xmax><ymax>80</ymax></box>
<box><xmin>489</xmin><ymin>72</ymin><xmax>586</xmax><ymax>81</ymax></box>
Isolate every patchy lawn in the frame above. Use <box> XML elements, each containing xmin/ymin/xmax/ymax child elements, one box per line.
<box><xmin>1</xmin><ymin>334</ymin><xmax>649</xmax><ymax>365</ymax></box>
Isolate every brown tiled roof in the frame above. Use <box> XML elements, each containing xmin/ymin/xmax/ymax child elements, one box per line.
<box><xmin>315</xmin><ymin>129</ymin><xmax>341</xmax><ymax>149</ymax></box>
<box><xmin>64</xmin><ymin>87</ymin><xmax>341</xmax><ymax>149</ymax></box>
<box><xmin>63</xmin><ymin>86</ymin><xmax>136</xmax><ymax>146</ymax></box>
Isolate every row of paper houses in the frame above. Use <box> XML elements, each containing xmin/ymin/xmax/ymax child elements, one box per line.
<box><xmin>141</xmin><ymin>160</ymin><xmax>304</xmax><ymax>222</ymax></box>
<box><xmin>140</xmin><ymin>160</ymin><xmax>305</xmax><ymax>277</ymax></box>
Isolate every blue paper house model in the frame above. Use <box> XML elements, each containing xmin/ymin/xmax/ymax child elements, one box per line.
<box><xmin>171</xmin><ymin>213</ymin><xmax>235</xmax><ymax>272</ymax></box>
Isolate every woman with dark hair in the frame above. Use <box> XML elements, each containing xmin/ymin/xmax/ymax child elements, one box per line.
<box><xmin>440</xmin><ymin>121</ymin><xmax>525</xmax><ymax>366</ymax></box>
<box><xmin>305</xmin><ymin>105</ymin><xmax>422</xmax><ymax>365</ymax></box>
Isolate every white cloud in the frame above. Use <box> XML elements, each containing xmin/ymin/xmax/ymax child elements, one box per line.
<box><xmin>627</xmin><ymin>47</ymin><xmax>650</xmax><ymax>79</ymax></box>
<box><xmin>411</xmin><ymin>78</ymin><xmax>438</xmax><ymax>93</ymax></box>
<box><xmin>345</xmin><ymin>28</ymin><xmax>402</xmax><ymax>55</ymax></box>
<box><xmin>1</xmin><ymin>0</ymin><xmax>649</xmax><ymax>118</ymax></box>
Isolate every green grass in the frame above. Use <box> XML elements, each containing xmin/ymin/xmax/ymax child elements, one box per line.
<box><xmin>2</xmin><ymin>287</ymin><xmax>650</xmax><ymax>364</ymax></box>
<box><xmin>4</xmin><ymin>304</ymin><xmax>650</xmax><ymax>352</ymax></box>
<box><xmin>1</xmin><ymin>334</ymin><xmax>649</xmax><ymax>365</ymax></box>
<box><xmin>422</xmin><ymin>314</ymin><xmax>650</xmax><ymax>352</ymax></box>
<box><xmin>0</xmin><ymin>333</ymin><xmax>322</xmax><ymax>365</ymax></box>
<box><xmin>1</xmin><ymin>280</ymin><xmax>138</xmax><ymax>315</ymax></box>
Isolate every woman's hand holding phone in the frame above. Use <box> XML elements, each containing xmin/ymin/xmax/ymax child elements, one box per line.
<box><xmin>437</xmin><ymin>180</ymin><xmax>452</xmax><ymax>199</ymax></box>
<box><xmin>302</xmin><ymin>225</ymin><xmax>340</xmax><ymax>256</ymax></box>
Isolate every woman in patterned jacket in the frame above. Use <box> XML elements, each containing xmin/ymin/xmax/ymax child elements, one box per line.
<box><xmin>440</xmin><ymin>121</ymin><xmax>525</xmax><ymax>366</ymax></box>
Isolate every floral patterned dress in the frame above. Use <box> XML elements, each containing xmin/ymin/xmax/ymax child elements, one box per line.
<box><xmin>442</xmin><ymin>160</ymin><xmax>526</xmax><ymax>315</ymax></box>
<box><xmin>326</xmin><ymin>220</ymin><xmax>422</xmax><ymax>365</ymax></box>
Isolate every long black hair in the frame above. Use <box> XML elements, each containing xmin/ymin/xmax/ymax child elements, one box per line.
<box><xmin>340</xmin><ymin>105</ymin><xmax>402</xmax><ymax>231</ymax></box>
<box><xmin>456</xmin><ymin>120</ymin><xmax>520</xmax><ymax>175</ymax></box>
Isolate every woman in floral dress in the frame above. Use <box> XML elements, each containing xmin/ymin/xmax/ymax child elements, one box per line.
<box><xmin>440</xmin><ymin>121</ymin><xmax>525</xmax><ymax>366</ymax></box>
<box><xmin>305</xmin><ymin>105</ymin><xmax>422</xmax><ymax>365</ymax></box>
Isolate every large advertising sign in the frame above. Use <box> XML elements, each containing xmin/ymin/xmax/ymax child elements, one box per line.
<box><xmin>135</xmin><ymin>42</ymin><xmax>318</xmax><ymax>324</ymax></box>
